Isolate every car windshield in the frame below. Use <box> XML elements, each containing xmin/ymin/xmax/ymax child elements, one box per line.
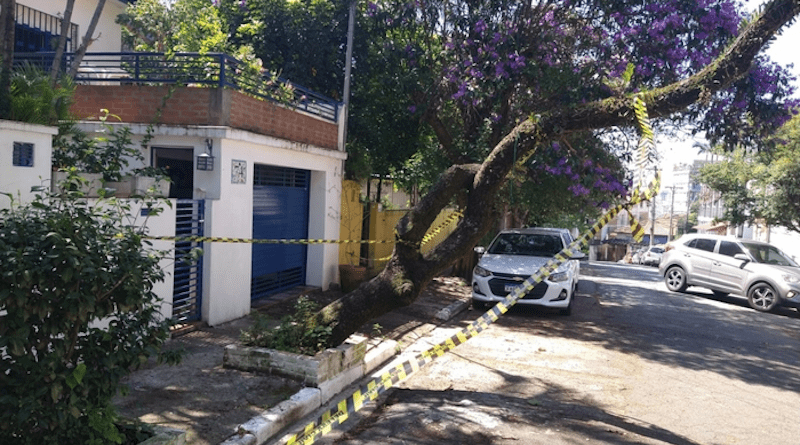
<box><xmin>741</xmin><ymin>242</ymin><xmax>799</xmax><ymax>267</ymax></box>
<box><xmin>487</xmin><ymin>233</ymin><xmax>563</xmax><ymax>257</ymax></box>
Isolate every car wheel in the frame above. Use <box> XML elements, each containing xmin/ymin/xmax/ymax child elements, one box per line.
<box><xmin>664</xmin><ymin>266</ymin><xmax>688</xmax><ymax>292</ymax></box>
<box><xmin>747</xmin><ymin>283</ymin><xmax>779</xmax><ymax>312</ymax></box>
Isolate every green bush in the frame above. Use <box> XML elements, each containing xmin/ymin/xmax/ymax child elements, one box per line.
<box><xmin>9</xmin><ymin>63</ymin><xmax>74</xmax><ymax>126</ymax></box>
<box><xmin>52</xmin><ymin>111</ymin><xmax>158</xmax><ymax>183</ymax></box>
<box><xmin>0</xmin><ymin>172</ymin><xmax>181</xmax><ymax>444</ymax></box>
<box><xmin>240</xmin><ymin>296</ymin><xmax>332</xmax><ymax>356</ymax></box>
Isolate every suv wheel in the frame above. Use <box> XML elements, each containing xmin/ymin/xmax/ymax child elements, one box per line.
<box><xmin>747</xmin><ymin>283</ymin><xmax>779</xmax><ymax>312</ymax></box>
<box><xmin>664</xmin><ymin>266</ymin><xmax>688</xmax><ymax>292</ymax></box>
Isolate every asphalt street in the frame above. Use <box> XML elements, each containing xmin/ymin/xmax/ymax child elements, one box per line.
<box><xmin>292</xmin><ymin>261</ymin><xmax>800</xmax><ymax>445</ymax></box>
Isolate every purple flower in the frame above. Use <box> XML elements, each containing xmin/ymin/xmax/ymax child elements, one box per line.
<box><xmin>474</xmin><ymin>19</ymin><xmax>487</xmax><ymax>35</ymax></box>
<box><xmin>569</xmin><ymin>184</ymin><xmax>590</xmax><ymax>197</ymax></box>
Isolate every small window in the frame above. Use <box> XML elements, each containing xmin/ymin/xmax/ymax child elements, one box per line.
<box><xmin>718</xmin><ymin>241</ymin><xmax>743</xmax><ymax>257</ymax></box>
<box><xmin>13</xmin><ymin>142</ymin><xmax>34</xmax><ymax>167</ymax></box>
<box><xmin>687</xmin><ymin>238</ymin><xmax>716</xmax><ymax>252</ymax></box>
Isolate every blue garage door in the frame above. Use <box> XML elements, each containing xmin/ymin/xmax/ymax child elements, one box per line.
<box><xmin>251</xmin><ymin>165</ymin><xmax>310</xmax><ymax>300</ymax></box>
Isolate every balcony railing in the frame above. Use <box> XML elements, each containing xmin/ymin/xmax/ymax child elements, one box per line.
<box><xmin>10</xmin><ymin>3</ymin><xmax>79</xmax><ymax>52</ymax></box>
<box><xmin>14</xmin><ymin>51</ymin><xmax>340</xmax><ymax>123</ymax></box>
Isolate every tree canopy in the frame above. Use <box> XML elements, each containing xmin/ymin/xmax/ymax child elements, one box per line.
<box><xmin>699</xmin><ymin>113</ymin><xmax>800</xmax><ymax>233</ymax></box>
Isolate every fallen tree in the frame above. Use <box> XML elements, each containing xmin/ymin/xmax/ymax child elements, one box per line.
<box><xmin>317</xmin><ymin>0</ymin><xmax>800</xmax><ymax>346</ymax></box>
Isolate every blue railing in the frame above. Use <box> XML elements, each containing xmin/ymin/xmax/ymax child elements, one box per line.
<box><xmin>14</xmin><ymin>51</ymin><xmax>341</xmax><ymax>123</ymax></box>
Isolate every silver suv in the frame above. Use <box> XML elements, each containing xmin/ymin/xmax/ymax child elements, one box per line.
<box><xmin>658</xmin><ymin>233</ymin><xmax>800</xmax><ymax>312</ymax></box>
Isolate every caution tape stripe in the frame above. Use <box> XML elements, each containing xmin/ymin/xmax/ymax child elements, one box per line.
<box><xmin>281</xmin><ymin>174</ymin><xmax>662</xmax><ymax>445</ymax></box>
<box><xmin>420</xmin><ymin>211</ymin><xmax>463</xmax><ymax>245</ymax></box>
<box><xmin>146</xmin><ymin>236</ymin><xmax>395</xmax><ymax>244</ymax></box>
<box><xmin>147</xmin><ymin>211</ymin><xmax>463</xmax><ymax>248</ymax></box>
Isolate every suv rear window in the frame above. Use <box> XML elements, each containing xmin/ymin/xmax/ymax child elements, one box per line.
<box><xmin>687</xmin><ymin>238</ymin><xmax>716</xmax><ymax>252</ymax></box>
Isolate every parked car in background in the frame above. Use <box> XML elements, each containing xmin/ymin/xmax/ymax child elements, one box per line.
<box><xmin>640</xmin><ymin>245</ymin><xmax>665</xmax><ymax>266</ymax></box>
<box><xmin>472</xmin><ymin>228</ymin><xmax>584</xmax><ymax>315</ymax></box>
<box><xmin>659</xmin><ymin>233</ymin><xmax>800</xmax><ymax>312</ymax></box>
<box><xmin>631</xmin><ymin>247</ymin><xmax>646</xmax><ymax>264</ymax></box>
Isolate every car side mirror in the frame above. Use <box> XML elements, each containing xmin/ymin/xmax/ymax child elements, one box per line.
<box><xmin>734</xmin><ymin>253</ymin><xmax>750</xmax><ymax>262</ymax></box>
<box><xmin>474</xmin><ymin>246</ymin><xmax>485</xmax><ymax>255</ymax></box>
<box><xmin>570</xmin><ymin>251</ymin><xmax>586</xmax><ymax>260</ymax></box>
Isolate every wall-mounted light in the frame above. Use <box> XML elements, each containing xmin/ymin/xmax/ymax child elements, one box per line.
<box><xmin>197</xmin><ymin>138</ymin><xmax>215</xmax><ymax>171</ymax></box>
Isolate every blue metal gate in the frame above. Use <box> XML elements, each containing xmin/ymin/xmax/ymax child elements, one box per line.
<box><xmin>251</xmin><ymin>165</ymin><xmax>310</xmax><ymax>300</ymax></box>
<box><xmin>172</xmin><ymin>200</ymin><xmax>204</xmax><ymax>322</ymax></box>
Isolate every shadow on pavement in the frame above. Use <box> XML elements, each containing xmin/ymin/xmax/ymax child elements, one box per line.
<box><xmin>335</xmin><ymin>387</ymin><xmax>703</xmax><ymax>445</ymax></box>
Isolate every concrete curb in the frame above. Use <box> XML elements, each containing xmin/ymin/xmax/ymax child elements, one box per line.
<box><xmin>435</xmin><ymin>299</ymin><xmax>471</xmax><ymax>321</ymax></box>
<box><xmin>219</xmin><ymin>340</ymin><xmax>397</xmax><ymax>445</ymax></box>
<box><xmin>220</xmin><ymin>298</ymin><xmax>469</xmax><ymax>445</ymax></box>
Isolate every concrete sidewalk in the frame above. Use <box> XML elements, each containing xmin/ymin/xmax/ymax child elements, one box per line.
<box><xmin>219</xmin><ymin>277</ymin><xmax>472</xmax><ymax>445</ymax></box>
<box><xmin>114</xmin><ymin>277</ymin><xmax>472</xmax><ymax>445</ymax></box>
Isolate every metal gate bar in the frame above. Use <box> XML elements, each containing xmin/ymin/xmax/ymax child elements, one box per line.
<box><xmin>172</xmin><ymin>199</ymin><xmax>204</xmax><ymax>322</ymax></box>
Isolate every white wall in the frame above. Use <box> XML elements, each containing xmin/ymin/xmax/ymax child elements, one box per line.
<box><xmin>200</xmin><ymin>131</ymin><xmax>345</xmax><ymax>326</ymax></box>
<box><xmin>78</xmin><ymin>123</ymin><xmax>347</xmax><ymax>326</ymax></box>
<box><xmin>19</xmin><ymin>0</ymin><xmax>127</xmax><ymax>53</ymax></box>
<box><xmin>0</xmin><ymin>120</ymin><xmax>57</xmax><ymax>210</ymax></box>
<box><xmin>769</xmin><ymin>227</ymin><xmax>800</xmax><ymax>261</ymax></box>
<box><xmin>139</xmin><ymin>199</ymin><xmax>178</xmax><ymax>320</ymax></box>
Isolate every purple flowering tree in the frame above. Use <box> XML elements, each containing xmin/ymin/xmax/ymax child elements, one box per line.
<box><xmin>306</xmin><ymin>0</ymin><xmax>800</xmax><ymax>346</ymax></box>
<box><xmin>213</xmin><ymin>0</ymin><xmax>800</xmax><ymax>345</ymax></box>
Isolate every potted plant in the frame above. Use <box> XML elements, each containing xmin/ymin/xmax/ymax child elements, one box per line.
<box><xmin>52</xmin><ymin>111</ymin><xmax>169</xmax><ymax>198</ymax></box>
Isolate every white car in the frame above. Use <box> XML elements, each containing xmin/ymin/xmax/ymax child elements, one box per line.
<box><xmin>640</xmin><ymin>245</ymin><xmax>665</xmax><ymax>266</ymax></box>
<box><xmin>471</xmin><ymin>228</ymin><xmax>584</xmax><ymax>315</ymax></box>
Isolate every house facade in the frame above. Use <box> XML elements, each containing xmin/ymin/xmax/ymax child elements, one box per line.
<box><xmin>3</xmin><ymin>0</ymin><xmax>347</xmax><ymax>326</ymax></box>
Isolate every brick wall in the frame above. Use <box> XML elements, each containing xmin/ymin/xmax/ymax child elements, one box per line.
<box><xmin>71</xmin><ymin>85</ymin><xmax>339</xmax><ymax>150</ymax></box>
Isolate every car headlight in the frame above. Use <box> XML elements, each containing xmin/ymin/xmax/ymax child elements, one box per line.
<box><xmin>548</xmin><ymin>271</ymin><xmax>569</xmax><ymax>282</ymax></box>
<box><xmin>473</xmin><ymin>265</ymin><xmax>491</xmax><ymax>277</ymax></box>
<box><xmin>783</xmin><ymin>274</ymin><xmax>800</xmax><ymax>284</ymax></box>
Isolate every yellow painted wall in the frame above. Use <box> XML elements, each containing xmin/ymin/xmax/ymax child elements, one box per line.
<box><xmin>338</xmin><ymin>180</ymin><xmax>363</xmax><ymax>265</ymax></box>
<box><xmin>339</xmin><ymin>178</ymin><xmax>461</xmax><ymax>271</ymax></box>
<box><xmin>369</xmin><ymin>207</ymin><xmax>460</xmax><ymax>270</ymax></box>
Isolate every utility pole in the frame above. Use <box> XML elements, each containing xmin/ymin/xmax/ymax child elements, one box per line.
<box><xmin>649</xmin><ymin>166</ymin><xmax>657</xmax><ymax>247</ymax></box>
<box><xmin>340</xmin><ymin>0</ymin><xmax>356</xmax><ymax>151</ymax></box>
<box><xmin>662</xmin><ymin>185</ymin><xmax>682</xmax><ymax>241</ymax></box>
<box><xmin>668</xmin><ymin>186</ymin><xmax>676</xmax><ymax>241</ymax></box>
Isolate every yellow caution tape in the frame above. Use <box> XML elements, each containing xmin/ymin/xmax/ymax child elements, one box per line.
<box><xmin>281</xmin><ymin>173</ymin><xmax>661</xmax><ymax>445</ymax></box>
<box><xmin>146</xmin><ymin>236</ymin><xmax>395</xmax><ymax>244</ymax></box>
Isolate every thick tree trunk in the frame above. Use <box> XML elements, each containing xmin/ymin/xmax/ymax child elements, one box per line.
<box><xmin>67</xmin><ymin>0</ymin><xmax>107</xmax><ymax>79</ymax></box>
<box><xmin>50</xmin><ymin>0</ymin><xmax>76</xmax><ymax>85</ymax></box>
<box><xmin>321</xmin><ymin>0</ymin><xmax>800</xmax><ymax>347</ymax></box>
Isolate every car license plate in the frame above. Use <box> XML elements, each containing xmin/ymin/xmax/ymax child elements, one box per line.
<box><xmin>504</xmin><ymin>284</ymin><xmax>520</xmax><ymax>293</ymax></box>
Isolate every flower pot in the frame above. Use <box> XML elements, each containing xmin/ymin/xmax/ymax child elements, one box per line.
<box><xmin>106</xmin><ymin>176</ymin><xmax>170</xmax><ymax>197</ymax></box>
<box><xmin>106</xmin><ymin>176</ymin><xmax>135</xmax><ymax>198</ymax></box>
<box><xmin>51</xmin><ymin>171</ymin><xmax>103</xmax><ymax>197</ymax></box>
<box><xmin>339</xmin><ymin>264</ymin><xmax>367</xmax><ymax>293</ymax></box>
<box><xmin>132</xmin><ymin>176</ymin><xmax>170</xmax><ymax>197</ymax></box>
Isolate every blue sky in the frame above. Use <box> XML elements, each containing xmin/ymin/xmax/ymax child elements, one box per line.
<box><xmin>660</xmin><ymin>0</ymin><xmax>800</xmax><ymax>176</ymax></box>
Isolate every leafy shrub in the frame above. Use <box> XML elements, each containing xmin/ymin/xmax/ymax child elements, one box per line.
<box><xmin>9</xmin><ymin>63</ymin><xmax>74</xmax><ymax>125</ymax></box>
<box><xmin>239</xmin><ymin>296</ymin><xmax>332</xmax><ymax>356</ymax></box>
<box><xmin>0</xmin><ymin>172</ymin><xmax>182</xmax><ymax>444</ymax></box>
<box><xmin>52</xmin><ymin>111</ymin><xmax>160</xmax><ymax>183</ymax></box>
